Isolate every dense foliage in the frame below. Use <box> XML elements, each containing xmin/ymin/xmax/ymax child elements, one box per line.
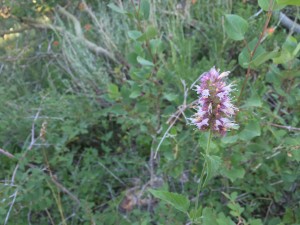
<box><xmin>0</xmin><ymin>0</ymin><xmax>300</xmax><ymax>224</ymax></box>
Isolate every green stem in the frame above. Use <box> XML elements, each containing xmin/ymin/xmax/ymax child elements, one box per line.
<box><xmin>194</xmin><ymin>130</ymin><xmax>212</xmax><ymax>211</ymax></box>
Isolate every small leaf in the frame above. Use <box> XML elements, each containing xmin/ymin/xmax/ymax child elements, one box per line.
<box><xmin>137</xmin><ymin>26</ymin><xmax>158</xmax><ymax>42</ymax></box>
<box><xmin>189</xmin><ymin>207</ymin><xmax>202</xmax><ymax>222</ymax></box>
<box><xmin>163</xmin><ymin>93</ymin><xmax>178</xmax><ymax>101</ymax></box>
<box><xmin>107</xmin><ymin>83</ymin><xmax>121</xmax><ymax>100</ymax></box>
<box><xmin>129</xmin><ymin>90</ymin><xmax>141</xmax><ymax>99</ymax></box>
<box><xmin>238</xmin><ymin>120</ymin><xmax>261</xmax><ymax>141</ymax></box>
<box><xmin>203</xmin><ymin>155</ymin><xmax>221</xmax><ymax>186</ymax></box>
<box><xmin>150</xmin><ymin>39</ymin><xmax>164</xmax><ymax>54</ymax></box>
<box><xmin>258</xmin><ymin>0</ymin><xmax>286</xmax><ymax>10</ymax></box>
<box><xmin>243</xmin><ymin>91</ymin><xmax>262</xmax><ymax>108</ymax></box>
<box><xmin>277</xmin><ymin>0</ymin><xmax>300</xmax><ymax>5</ymax></box>
<box><xmin>221</xmin><ymin>167</ymin><xmax>246</xmax><ymax>182</ymax></box>
<box><xmin>149</xmin><ymin>189</ymin><xmax>190</xmax><ymax>213</ymax></box>
<box><xmin>216</xmin><ymin>213</ymin><xmax>236</xmax><ymax>225</ymax></box>
<box><xmin>128</xmin><ymin>30</ymin><xmax>143</xmax><ymax>40</ymax></box>
<box><xmin>221</xmin><ymin>135</ymin><xmax>238</xmax><ymax>144</ymax></box>
<box><xmin>238</xmin><ymin>38</ymin><xmax>267</xmax><ymax>68</ymax></box>
<box><xmin>137</xmin><ymin>56</ymin><xmax>154</xmax><ymax>66</ymax></box>
<box><xmin>141</xmin><ymin>0</ymin><xmax>150</xmax><ymax>20</ymax></box>
<box><xmin>107</xmin><ymin>3</ymin><xmax>127</xmax><ymax>14</ymax></box>
<box><xmin>202</xmin><ymin>207</ymin><xmax>218</xmax><ymax>225</ymax></box>
<box><xmin>224</xmin><ymin>14</ymin><xmax>248</xmax><ymax>41</ymax></box>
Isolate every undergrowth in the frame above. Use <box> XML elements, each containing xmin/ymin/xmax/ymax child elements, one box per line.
<box><xmin>0</xmin><ymin>0</ymin><xmax>300</xmax><ymax>224</ymax></box>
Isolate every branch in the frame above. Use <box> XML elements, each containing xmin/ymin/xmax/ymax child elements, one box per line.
<box><xmin>279</xmin><ymin>12</ymin><xmax>300</xmax><ymax>34</ymax></box>
<box><xmin>0</xmin><ymin>26</ymin><xmax>31</xmax><ymax>37</ymax></box>
<box><xmin>269</xmin><ymin>123</ymin><xmax>300</xmax><ymax>131</ymax></box>
<box><xmin>56</xmin><ymin>5</ymin><xmax>119</xmax><ymax>64</ymax></box>
<box><xmin>0</xmin><ymin>148</ymin><xmax>15</xmax><ymax>159</ymax></box>
<box><xmin>18</xmin><ymin>11</ymin><xmax>120</xmax><ymax>64</ymax></box>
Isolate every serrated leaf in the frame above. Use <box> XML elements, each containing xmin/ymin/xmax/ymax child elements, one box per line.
<box><xmin>189</xmin><ymin>207</ymin><xmax>202</xmax><ymax>222</ymax></box>
<box><xmin>238</xmin><ymin>120</ymin><xmax>261</xmax><ymax>141</ymax></box>
<box><xmin>107</xmin><ymin>3</ymin><xmax>127</xmax><ymax>14</ymax></box>
<box><xmin>202</xmin><ymin>207</ymin><xmax>218</xmax><ymax>225</ymax></box>
<box><xmin>216</xmin><ymin>213</ymin><xmax>236</xmax><ymax>225</ymax></box>
<box><xmin>137</xmin><ymin>56</ymin><xmax>154</xmax><ymax>66</ymax></box>
<box><xmin>276</xmin><ymin>0</ymin><xmax>300</xmax><ymax>6</ymax></box>
<box><xmin>148</xmin><ymin>189</ymin><xmax>190</xmax><ymax>213</ymax></box>
<box><xmin>203</xmin><ymin>155</ymin><xmax>222</xmax><ymax>186</ymax></box>
<box><xmin>141</xmin><ymin>0</ymin><xmax>150</xmax><ymax>20</ymax></box>
<box><xmin>221</xmin><ymin>167</ymin><xmax>246</xmax><ymax>182</ymax></box>
<box><xmin>224</xmin><ymin>14</ymin><xmax>248</xmax><ymax>41</ymax></box>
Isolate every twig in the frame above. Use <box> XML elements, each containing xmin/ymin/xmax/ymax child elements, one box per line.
<box><xmin>56</xmin><ymin>5</ymin><xmax>119</xmax><ymax>64</ymax></box>
<box><xmin>0</xmin><ymin>26</ymin><xmax>31</xmax><ymax>37</ymax></box>
<box><xmin>154</xmin><ymin>80</ymin><xmax>195</xmax><ymax>159</ymax></box>
<box><xmin>81</xmin><ymin>0</ymin><xmax>118</xmax><ymax>50</ymax></box>
<box><xmin>11</xmin><ymin>108</ymin><xmax>41</xmax><ymax>185</ymax></box>
<box><xmin>237</xmin><ymin>0</ymin><xmax>275</xmax><ymax>104</ymax></box>
<box><xmin>0</xmin><ymin>148</ymin><xmax>15</xmax><ymax>159</ymax></box>
<box><xmin>4</xmin><ymin>189</ymin><xmax>18</xmax><ymax>225</ymax></box>
<box><xmin>268</xmin><ymin>123</ymin><xmax>300</xmax><ymax>131</ymax></box>
<box><xmin>97</xmin><ymin>161</ymin><xmax>125</xmax><ymax>186</ymax></box>
<box><xmin>18</xmin><ymin>11</ymin><xmax>120</xmax><ymax>64</ymax></box>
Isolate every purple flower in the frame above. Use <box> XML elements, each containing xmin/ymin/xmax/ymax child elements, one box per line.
<box><xmin>190</xmin><ymin>67</ymin><xmax>238</xmax><ymax>135</ymax></box>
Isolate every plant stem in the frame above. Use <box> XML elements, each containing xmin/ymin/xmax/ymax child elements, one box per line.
<box><xmin>194</xmin><ymin>130</ymin><xmax>212</xmax><ymax>211</ymax></box>
<box><xmin>237</xmin><ymin>0</ymin><xmax>274</xmax><ymax>105</ymax></box>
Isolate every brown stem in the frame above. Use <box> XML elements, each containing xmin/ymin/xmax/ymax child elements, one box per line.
<box><xmin>237</xmin><ymin>0</ymin><xmax>274</xmax><ymax>105</ymax></box>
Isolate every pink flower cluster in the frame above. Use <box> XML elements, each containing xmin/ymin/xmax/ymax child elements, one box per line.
<box><xmin>190</xmin><ymin>67</ymin><xmax>238</xmax><ymax>135</ymax></box>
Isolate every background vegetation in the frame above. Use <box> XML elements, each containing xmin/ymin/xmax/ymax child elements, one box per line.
<box><xmin>0</xmin><ymin>0</ymin><xmax>299</xmax><ymax>224</ymax></box>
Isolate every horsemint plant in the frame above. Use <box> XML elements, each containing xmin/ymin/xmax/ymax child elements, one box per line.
<box><xmin>149</xmin><ymin>67</ymin><xmax>238</xmax><ymax>224</ymax></box>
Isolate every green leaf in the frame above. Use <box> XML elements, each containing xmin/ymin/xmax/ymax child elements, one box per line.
<box><xmin>221</xmin><ymin>167</ymin><xmax>246</xmax><ymax>182</ymax></box>
<box><xmin>128</xmin><ymin>30</ymin><xmax>143</xmax><ymax>40</ymax></box>
<box><xmin>150</xmin><ymin>39</ymin><xmax>164</xmax><ymax>54</ymax></box>
<box><xmin>203</xmin><ymin>155</ymin><xmax>222</xmax><ymax>186</ymax></box>
<box><xmin>238</xmin><ymin>120</ymin><xmax>261</xmax><ymax>141</ymax></box>
<box><xmin>224</xmin><ymin>14</ymin><xmax>248</xmax><ymax>41</ymax></box>
<box><xmin>276</xmin><ymin>0</ymin><xmax>300</xmax><ymax>6</ymax></box>
<box><xmin>148</xmin><ymin>189</ymin><xmax>190</xmax><ymax>213</ymax></box>
<box><xmin>107</xmin><ymin>83</ymin><xmax>121</xmax><ymax>100</ymax></box>
<box><xmin>251</xmin><ymin>49</ymin><xmax>279</xmax><ymax>67</ymax></box>
<box><xmin>243</xmin><ymin>90</ymin><xmax>262</xmax><ymax>107</ymax></box>
<box><xmin>137</xmin><ymin>56</ymin><xmax>154</xmax><ymax>66</ymax></box>
<box><xmin>216</xmin><ymin>213</ymin><xmax>236</xmax><ymax>225</ymax></box>
<box><xmin>163</xmin><ymin>93</ymin><xmax>178</xmax><ymax>101</ymax></box>
<box><xmin>238</xmin><ymin>38</ymin><xmax>278</xmax><ymax>68</ymax></box>
<box><xmin>202</xmin><ymin>207</ymin><xmax>218</xmax><ymax>225</ymax></box>
<box><xmin>273</xmin><ymin>36</ymin><xmax>298</xmax><ymax>64</ymax></box>
<box><xmin>129</xmin><ymin>90</ymin><xmax>141</xmax><ymax>99</ymax></box>
<box><xmin>137</xmin><ymin>26</ymin><xmax>158</xmax><ymax>42</ymax></box>
<box><xmin>189</xmin><ymin>207</ymin><xmax>202</xmax><ymax>223</ymax></box>
<box><xmin>141</xmin><ymin>0</ymin><xmax>150</xmax><ymax>20</ymax></box>
<box><xmin>107</xmin><ymin>3</ymin><xmax>127</xmax><ymax>14</ymax></box>
<box><xmin>221</xmin><ymin>135</ymin><xmax>238</xmax><ymax>144</ymax></box>
<box><xmin>258</xmin><ymin>0</ymin><xmax>286</xmax><ymax>10</ymax></box>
